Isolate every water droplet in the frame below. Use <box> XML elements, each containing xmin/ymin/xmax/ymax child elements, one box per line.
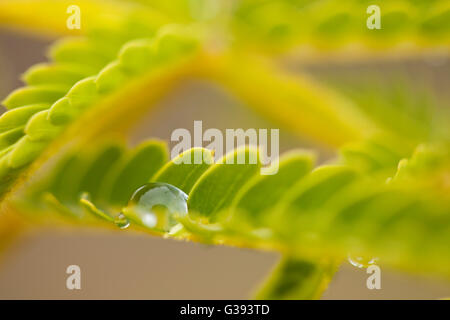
<box><xmin>348</xmin><ymin>253</ymin><xmax>379</xmax><ymax>269</ymax></box>
<box><xmin>114</xmin><ymin>213</ymin><xmax>130</xmax><ymax>229</ymax></box>
<box><xmin>122</xmin><ymin>182</ymin><xmax>188</xmax><ymax>232</ymax></box>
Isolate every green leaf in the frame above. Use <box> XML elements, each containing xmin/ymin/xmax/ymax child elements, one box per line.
<box><xmin>232</xmin><ymin>0</ymin><xmax>450</xmax><ymax>56</ymax></box>
<box><xmin>65</xmin><ymin>77</ymin><xmax>99</xmax><ymax>108</ymax></box>
<box><xmin>79</xmin><ymin>194</ymin><xmax>114</xmax><ymax>223</ymax></box>
<box><xmin>188</xmin><ymin>147</ymin><xmax>261</xmax><ymax>222</ymax></box>
<box><xmin>25</xmin><ymin>110</ymin><xmax>63</xmax><ymax>141</ymax></box>
<box><xmin>95</xmin><ymin>62</ymin><xmax>130</xmax><ymax>94</ymax></box>
<box><xmin>0</xmin><ymin>127</ymin><xmax>24</xmax><ymax>151</ymax></box>
<box><xmin>47</xmin><ymin>152</ymin><xmax>88</xmax><ymax>203</ymax></box>
<box><xmin>2</xmin><ymin>86</ymin><xmax>67</xmax><ymax>110</ymax></box>
<box><xmin>118</xmin><ymin>39</ymin><xmax>157</xmax><ymax>74</ymax></box>
<box><xmin>7</xmin><ymin>136</ymin><xmax>48</xmax><ymax>169</ymax></box>
<box><xmin>340</xmin><ymin>136</ymin><xmax>406</xmax><ymax>174</ymax></box>
<box><xmin>231</xmin><ymin>150</ymin><xmax>314</xmax><ymax>225</ymax></box>
<box><xmin>41</xmin><ymin>192</ymin><xmax>80</xmax><ymax>219</ymax></box>
<box><xmin>0</xmin><ymin>104</ymin><xmax>49</xmax><ymax>132</ymax></box>
<box><xmin>102</xmin><ymin>140</ymin><xmax>168</xmax><ymax>206</ymax></box>
<box><xmin>283</xmin><ymin>166</ymin><xmax>358</xmax><ymax>212</ymax></box>
<box><xmin>255</xmin><ymin>256</ymin><xmax>337</xmax><ymax>300</ymax></box>
<box><xmin>152</xmin><ymin>147</ymin><xmax>214</xmax><ymax>194</ymax></box>
<box><xmin>265</xmin><ymin>165</ymin><xmax>360</xmax><ymax>243</ymax></box>
<box><xmin>77</xmin><ymin>143</ymin><xmax>125</xmax><ymax>201</ymax></box>
<box><xmin>22</xmin><ymin>63</ymin><xmax>95</xmax><ymax>86</ymax></box>
<box><xmin>47</xmin><ymin>98</ymin><xmax>76</xmax><ymax>125</ymax></box>
<box><xmin>50</xmin><ymin>38</ymin><xmax>115</xmax><ymax>69</ymax></box>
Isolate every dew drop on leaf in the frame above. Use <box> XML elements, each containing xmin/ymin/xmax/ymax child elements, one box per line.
<box><xmin>347</xmin><ymin>253</ymin><xmax>379</xmax><ymax>269</ymax></box>
<box><xmin>114</xmin><ymin>213</ymin><xmax>130</xmax><ymax>229</ymax></box>
<box><xmin>122</xmin><ymin>182</ymin><xmax>188</xmax><ymax>232</ymax></box>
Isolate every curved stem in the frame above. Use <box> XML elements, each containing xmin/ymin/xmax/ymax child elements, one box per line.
<box><xmin>0</xmin><ymin>0</ymin><xmax>169</xmax><ymax>38</ymax></box>
<box><xmin>196</xmin><ymin>51</ymin><xmax>377</xmax><ymax>148</ymax></box>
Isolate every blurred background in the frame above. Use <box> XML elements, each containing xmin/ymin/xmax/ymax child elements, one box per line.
<box><xmin>0</xmin><ymin>28</ymin><xmax>449</xmax><ymax>299</ymax></box>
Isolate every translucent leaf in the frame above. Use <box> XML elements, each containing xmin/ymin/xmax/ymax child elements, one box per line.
<box><xmin>152</xmin><ymin>147</ymin><xmax>214</xmax><ymax>194</ymax></box>
<box><xmin>255</xmin><ymin>256</ymin><xmax>337</xmax><ymax>300</ymax></box>
<box><xmin>101</xmin><ymin>140</ymin><xmax>168</xmax><ymax>206</ymax></box>
<box><xmin>2</xmin><ymin>86</ymin><xmax>68</xmax><ymax>110</ymax></box>
<box><xmin>188</xmin><ymin>147</ymin><xmax>261</xmax><ymax>222</ymax></box>
<box><xmin>231</xmin><ymin>150</ymin><xmax>314</xmax><ymax>226</ymax></box>
<box><xmin>0</xmin><ymin>104</ymin><xmax>49</xmax><ymax>132</ymax></box>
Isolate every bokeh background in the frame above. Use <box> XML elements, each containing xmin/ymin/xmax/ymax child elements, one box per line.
<box><xmin>0</xmin><ymin>29</ymin><xmax>449</xmax><ymax>299</ymax></box>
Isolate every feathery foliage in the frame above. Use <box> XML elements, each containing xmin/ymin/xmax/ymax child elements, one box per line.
<box><xmin>0</xmin><ymin>0</ymin><xmax>449</xmax><ymax>299</ymax></box>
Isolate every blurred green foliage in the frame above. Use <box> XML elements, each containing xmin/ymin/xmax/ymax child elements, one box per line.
<box><xmin>0</xmin><ymin>0</ymin><xmax>449</xmax><ymax>299</ymax></box>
